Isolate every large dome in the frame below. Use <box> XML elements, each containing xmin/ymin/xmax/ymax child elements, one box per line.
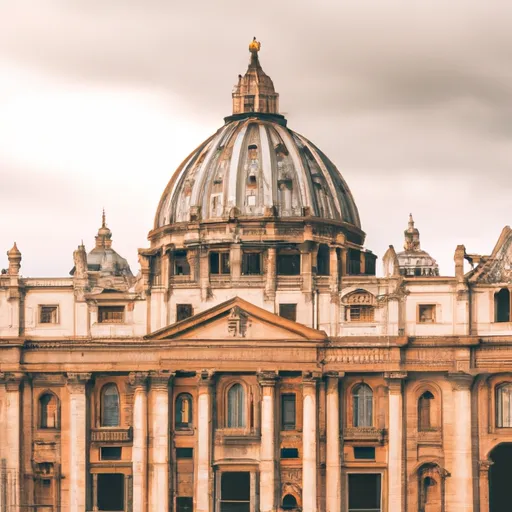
<box><xmin>154</xmin><ymin>39</ymin><xmax>361</xmax><ymax>231</ymax></box>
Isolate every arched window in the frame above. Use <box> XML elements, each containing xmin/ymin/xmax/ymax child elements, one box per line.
<box><xmin>495</xmin><ymin>288</ymin><xmax>510</xmax><ymax>323</ymax></box>
<box><xmin>175</xmin><ymin>393</ymin><xmax>193</xmax><ymax>429</ymax></box>
<box><xmin>352</xmin><ymin>383</ymin><xmax>373</xmax><ymax>427</ymax></box>
<box><xmin>40</xmin><ymin>393</ymin><xmax>59</xmax><ymax>429</ymax></box>
<box><xmin>282</xmin><ymin>494</ymin><xmax>298</xmax><ymax>510</ymax></box>
<box><xmin>418</xmin><ymin>391</ymin><xmax>434</xmax><ymax>431</ymax></box>
<box><xmin>496</xmin><ymin>383</ymin><xmax>512</xmax><ymax>427</ymax></box>
<box><xmin>101</xmin><ymin>384</ymin><xmax>120</xmax><ymax>427</ymax></box>
<box><xmin>227</xmin><ymin>383</ymin><xmax>245</xmax><ymax>428</ymax></box>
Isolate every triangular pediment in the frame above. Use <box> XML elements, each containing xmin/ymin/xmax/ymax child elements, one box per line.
<box><xmin>470</xmin><ymin>226</ymin><xmax>512</xmax><ymax>284</ymax></box>
<box><xmin>145</xmin><ymin>297</ymin><xmax>326</xmax><ymax>342</ymax></box>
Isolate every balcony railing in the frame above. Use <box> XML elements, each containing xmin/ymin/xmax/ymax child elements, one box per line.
<box><xmin>343</xmin><ymin>427</ymin><xmax>385</xmax><ymax>444</ymax></box>
<box><xmin>90</xmin><ymin>427</ymin><xmax>133</xmax><ymax>443</ymax></box>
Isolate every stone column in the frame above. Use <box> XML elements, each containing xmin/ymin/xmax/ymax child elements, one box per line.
<box><xmin>478</xmin><ymin>459</ymin><xmax>493</xmax><ymax>512</ymax></box>
<box><xmin>299</xmin><ymin>242</ymin><xmax>314</xmax><ymax>299</ymax></box>
<box><xmin>385</xmin><ymin>372</ymin><xmax>406</xmax><ymax>512</ymax></box>
<box><xmin>195</xmin><ymin>370</ymin><xmax>214</xmax><ymax>512</ymax></box>
<box><xmin>302</xmin><ymin>372</ymin><xmax>319</xmax><ymax>512</ymax></box>
<box><xmin>0</xmin><ymin>373</ymin><xmax>22</xmax><ymax>512</ymax></box>
<box><xmin>129</xmin><ymin>372</ymin><xmax>149</xmax><ymax>512</ymax></box>
<box><xmin>148</xmin><ymin>372</ymin><xmax>171</xmax><ymax>512</ymax></box>
<box><xmin>326</xmin><ymin>373</ymin><xmax>342</xmax><ymax>512</ymax></box>
<box><xmin>264</xmin><ymin>246</ymin><xmax>276</xmax><ymax>302</ymax></box>
<box><xmin>231</xmin><ymin>243</ymin><xmax>242</xmax><ymax>280</ymax></box>
<box><xmin>258</xmin><ymin>372</ymin><xmax>278</xmax><ymax>512</ymax></box>
<box><xmin>66</xmin><ymin>372</ymin><xmax>91</xmax><ymax>512</ymax></box>
<box><xmin>447</xmin><ymin>373</ymin><xmax>474</xmax><ymax>512</ymax></box>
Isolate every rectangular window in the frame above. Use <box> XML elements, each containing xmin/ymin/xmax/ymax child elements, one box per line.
<box><xmin>176</xmin><ymin>447</ymin><xmax>194</xmax><ymax>459</ymax></box>
<box><xmin>347</xmin><ymin>305</ymin><xmax>374</xmax><ymax>322</ymax></box>
<box><xmin>243</xmin><ymin>95</ymin><xmax>255</xmax><ymax>112</ymax></box>
<box><xmin>98</xmin><ymin>306</ymin><xmax>125</xmax><ymax>324</ymax></box>
<box><xmin>242</xmin><ymin>252</ymin><xmax>262</xmax><ymax>275</ymax></box>
<box><xmin>210</xmin><ymin>252</ymin><xmax>230</xmax><ymax>275</ymax></box>
<box><xmin>281</xmin><ymin>394</ymin><xmax>296</xmax><ymax>431</ymax></box>
<box><xmin>97</xmin><ymin>473</ymin><xmax>124</xmax><ymax>511</ymax></box>
<box><xmin>280</xmin><ymin>448</ymin><xmax>299</xmax><ymax>459</ymax></box>
<box><xmin>348</xmin><ymin>473</ymin><xmax>381</xmax><ymax>512</ymax></box>
<box><xmin>277</xmin><ymin>253</ymin><xmax>301</xmax><ymax>275</ymax></box>
<box><xmin>176</xmin><ymin>304</ymin><xmax>193</xmax><ymax>322</ymax></box>
<box><xmin>174</xmin><ymin>250</ymin><xmax>191</xmax><ymax>276</ymax></box>
<box><xmin>100</xmin><ymin>447</ymin><xmax>122</xmax><ymax>460</ymax></box>
<box><xmin>177</xmin><ymin>497</ymin><xmax>193</xmax><ymax>512</ymax></box>
<box><xmin>220</xmin><ymin>472</ymin><xmax>250</xmax><ymax>512</ymax></box>
<box><xmin>418</xmin><ymin>304</ymin><xmax>436</xmax><ymax>323</ymax></box>
<box><xmin>347</xmin><ymin>249</ymin><xmax>361</xmax><ymax>275</ymax></box>
<box><xmin>39</xmin><ymin>305</ymin><xmax>58</xmax><ymax>324</ymax></box>
<box><xmin>353</xmin><ymin>447</ymin><xmax>375</xmax><ymax>460</ymax></box>
<box><xmin>279</xmin><ymin>304</ymin><xmax>297</xmax><ymax>322</ymax></box>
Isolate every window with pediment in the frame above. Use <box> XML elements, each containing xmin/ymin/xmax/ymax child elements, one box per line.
<box><xmin>343</xmin><ymin>290</ymin><xmax>375</xmax><ymax>323</ymax></box>
<box><xmin>352</xmin><ymin>383</ymin><xmax>373</xmax><ymax>427</ymax></box>
<box><xmin>101</xmin><ymin>384</ymin><xmax>120</xmax><ymax>427</ymax></box>
<box><xmin>496</xmin><ymin>383</ymin><xmax>512</xmax><ymax>427</ymax></box>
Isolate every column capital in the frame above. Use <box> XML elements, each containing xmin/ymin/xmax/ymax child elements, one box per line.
<box><xmin>385</xmin><ymin>371</ymin><xmax>407</xmax><ymax>393</ymax></box>
<box><xmin>302</xmin><ymin>371</ymin><xmax>321</xmax><ymax>388</ymax></box>
<box><xmin>197</xmin><ymin>369</ymin><xmax>215</xmax><ymax>388</ymax></box>
<box><xmin>257</xmin><ymin>371</ymin><xmax>279</xmax><ymax>387</ymax></box>
<box><xmin>128</xmin><ymin>371</ymin><xmax>149</xmax><ymax>389</ymax></box>
<box><xmin>66</xmin><ymin>372</ymin><xmax>91</xmax><ymax>393</ymax></box>
<box><xmin>325</xmin><ymin>371</ymin><xmax>345</xmax><ymax>380</ymax></box>
<box><xmin>447</xmin><ymin>372</ymin><xmax>474</xmax><ymax>391</ymax></box>
<box><xmin>149</xmin><ymin>370</ymin><xmax>173</xmax><ymax>389</ymax></box>
<box><xmin>0</xmin><ymin>372</ymin><xmax>24</xmax><ymax>390</ymax></box>
<box><xmin>479</xmin><ymin>459</ymin><xmax>494</xmax><ymax>473</ymax></box>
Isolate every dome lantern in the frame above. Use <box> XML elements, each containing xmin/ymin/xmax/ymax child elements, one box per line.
<box><xmin>232</xmin><ymin>38</ymin><xmax>279</xmax><ymax>115</ymax></box>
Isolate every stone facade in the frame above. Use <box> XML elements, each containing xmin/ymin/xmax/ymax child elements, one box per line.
<box><xmin>1</xmin><ymin>40</ymin><xmax>512</xmax><ymax>512</ymax></box>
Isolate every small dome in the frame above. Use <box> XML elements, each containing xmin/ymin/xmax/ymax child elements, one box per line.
<box><xmin>155</xmin><ymin>116</ymin><xmax>360</xmax><ymax>228</ymax></box>
<box><xmin>397</xmin><ymin>214</ymin><xmax>439</xmax><ymax>276</ymax></box>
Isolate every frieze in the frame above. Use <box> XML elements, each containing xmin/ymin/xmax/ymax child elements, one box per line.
<box><xmin>324</xmin><ymin>348</ymin><xmax>396</xmax><ymax>364</ymax></box>
<box><xmin>405</xmin><ymin>348</ymin><xmax>454</xmax><ymax>367</ymax></box>
<box><xmin>90</xmin><ymin>427</ymin><xmax>133</xmax><ymax>443</ymax></box>
<box><xmin>23</xmin><ymin>279</ymin><xmax>73</xmax><ymax>288</ymax></box>
<box><xmin>342</xmin><ymin>290</ymin><xmax>375</xmax><ymax>306</ymax></box>
<box><xmin>281</xmin><ymin>468</ymin><xmax>302</xmax><ymax>485</ymax></box>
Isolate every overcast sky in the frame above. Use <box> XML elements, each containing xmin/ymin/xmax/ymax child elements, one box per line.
<box><xmin>1</xmin><ymin>1</ymin><xmax>511</xmax><ymax>277</ymax></box>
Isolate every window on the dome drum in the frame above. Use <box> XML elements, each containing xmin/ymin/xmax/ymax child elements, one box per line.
<box><xmin>242</xmin><ymin>252</ymin><xmax>262</xmax><ymax>275</ymax></box>
<box><xmin>176</xmin><ymin>304</ymin><xmax>193</xmax><ymax>322</ymax></box>
<box><xmin>364</xmin><ymin>253</ymin><xmax>377</xmax><ymax>276</ymax></box>
<box><xmin>347</xmin><ymin>249</ymin><xmax>361</xmax><ymax>275</ymax></box>
<box><xmin>277</xmin><ymin>251</ymin><xmax>301</xmax><ymax>276</ymax></box>
<box><xmin>495</xmin><ymin>288</ymin><xmax>510</xmax><ymax>323</ymax></box>
<box><xmin>98</xmin><ymin>306</ymin><xmax>125</xmax><ymax>324</ymax></box>
<box><xmin>279</xmin><ymin>304</ymin><xmax>297</xmax><ymax>322</ymax></box>
<box><xmin>210</xmin><ymin>252</ymin><xmax>230</xmax><ymax>275</ymax></box>
<box><xmin>317</xmin><ymin>244</ymin><xmax>330</xmax><ymax>276</ymax></box>
<box><xmin>174</xmin><ymin>250</ymin><xmax>190</xmax><ymax>276</ymax></box>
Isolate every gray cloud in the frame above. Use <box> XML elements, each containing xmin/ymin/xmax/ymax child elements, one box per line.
<box><xmin>1</xmin><ymin>0</ymin><xmax>512</xmax><ymax>276</ymax></box>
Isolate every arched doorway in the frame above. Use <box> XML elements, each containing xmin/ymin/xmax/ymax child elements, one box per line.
<box><xmin>489</xmin><ymin>444</ymin><xmax>512</xmax><ymax>512</ymax></box>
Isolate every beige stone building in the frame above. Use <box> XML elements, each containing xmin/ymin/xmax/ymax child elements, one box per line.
<box><xmin>1</xmin><ymin>39</ymin><xmax>511</xmax><ymax>512</ymax></box>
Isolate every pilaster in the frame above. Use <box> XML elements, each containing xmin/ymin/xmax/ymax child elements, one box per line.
<box><xmin>148</xmin><ymin>371</ymin><xmax>172</xmax><ymax>512</ymax></box>
<box><xmin>447</xmin><ymin>373</ymin><xmax>474</xmax><ymax>512</ymax></box>
<box><xmin>195</xmin><ymin>370</ymin><xmax>215</xmax><ymax>512</ymax></box>
<box><xmin>257</xmin><ymin>371</ymin><xmax>278</xmax><ymax>512</ymax></box>
<box><xmin>302</xmin><ymin>371</ymin><xmax>320</xmax><ymax>512</ymax></box>
<box><xmin>66</xmin><ymin>372</ymin><xmax>91</xmax><ymax>512</ymax></box>
<box><xmin>129</xmin><ymin>372</ymin><xmax>149</xmax><ymax>512</ymax></box>
<box><xmin>385</xmin><ymin>371</ymin><xmax>407</xmax><ymax>512</ymax></box>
